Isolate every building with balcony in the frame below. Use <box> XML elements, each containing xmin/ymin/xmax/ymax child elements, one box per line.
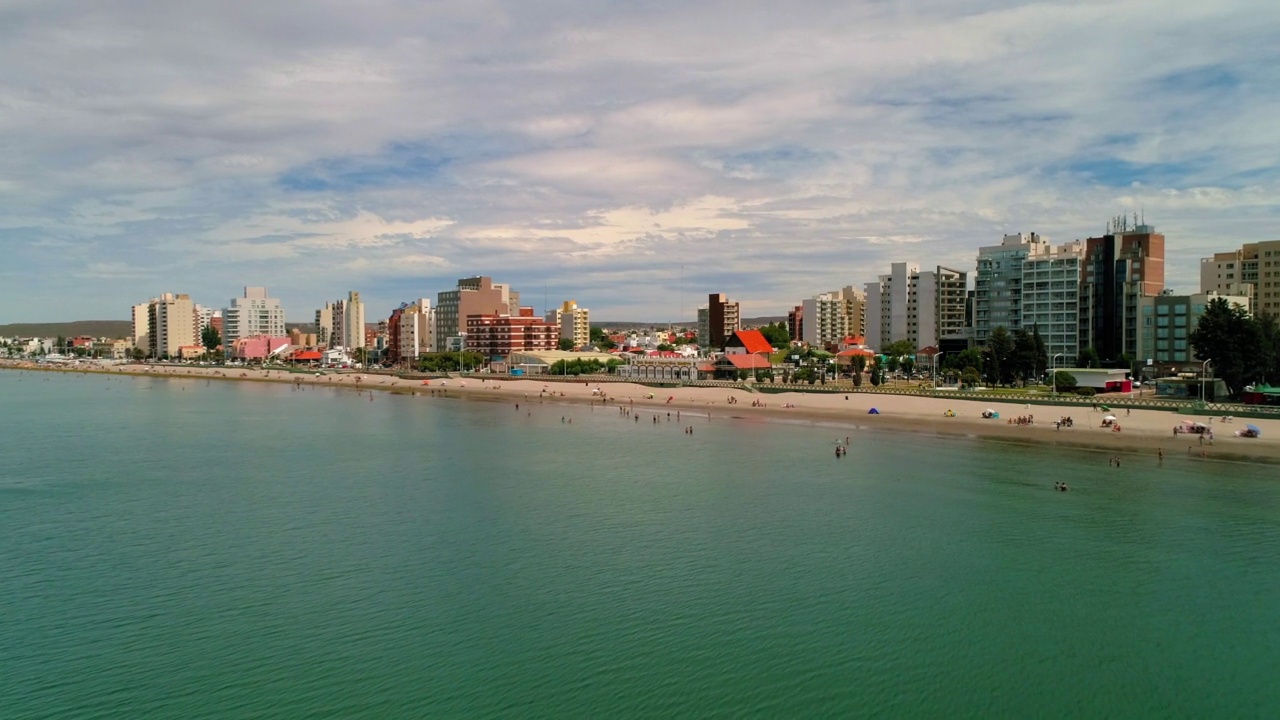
<box><xmin>436</xmin><ymin>276</ymin><xmax>519</xmax><ymax>352</ymax></box>
<box><xmin>975</xmin><ymin>233</ymin><xmax>1046</xmax><ymax>345</ymax></box>
<box><xmin>1078</xmin><ymin>218</ymin><xmax>1165</xmax><ymax>363</ymax></box>
<box><xmin>1199</xmin><ymin>239</ymin><xmax>1280</xmax><ymax>315</ymax></box>
<box><xmin>222</xmin><ymin>287</ymin><xmax>285</xmax><ymax>351</ymax></box>
<box><xmin>1135</xmin><ymin>292</ymin><xmax>1249</xmax><ymax>372</ymax></box>
<box><xmin>1019</xmin><ymin>240</ymin><xmax>1085</xmax><ymax>359</ymax></box>
<box><xmin>464</xmin><ymin>309</ymin><xmax>558</xmax><ymax>357</ymax></box>
<box><xmin>865</xmin><ymin>263</ymin><xmax>967</xmax><ymax>351</ymax></box>
<box><xmin>145</xmin><ymin>293</ymin><xmax>198</xmax><ymax>359</ymax></box>
<box><xmin>387</xmin><ymin>299</ymin><xmax>435</xmax><ymax>363</ymax></box>
<box><xmin>546</xmin><ymin>300</ymin><xmax>590</xmax><ymax>348</ymax></box>
<box><xmin>801</xmin><ymin>286</ymin><xmax>865</xmax><ymax>348</ymax></box>
<box><xmin>697</xmin><ymin>293</ymin><xmax>740</xmax><ymax>349</ymax></box>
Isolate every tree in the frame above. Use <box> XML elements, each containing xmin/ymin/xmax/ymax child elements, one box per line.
<box><xmin>1012</xmin><ymin>328</ymin><xmax>1037</xmax><ymax>386</ymax></box>
<box><xmin>589</xmin><ymin>326</ymin><xmax>607</xmax><ymax>343</ymax></box>
<box><xmin>759</xmin><ymin>322</ymin><xmax>790</xmax><ymax>348</ymax></box>
<box><xmin>985</xmin><ymin>326</ymin><xmax>1015</xmax><ymax>386</ymax></box>
<box><xmin>202</xmin><ymin>325</ymin><xmax>221</xmax><ymax>357</ymax></box>
<box><xmin>656</xmin><ymin>343</ymin><xmax>675</xmax><ymax>352</ymax></box>
<box><xmin>960</xmin><ymin>367</ymin><xmax>982</xmax><ymax>388</ymax></box>
<box><xmin>131</xmin><ymin>347</ymin><xmax>146</xmax><ymax>361</ymax></box>
<box><xmin>1051</xmin><ymin>370</ymin><xmax>1078</xmax><ymax>392</ymax></box>
<box><xmin>1190</xmin><ymin>297</ymin><xmax>1268</xmax><ymax>398</ymax></box>
<box><xmin>1076</xmin><ymin>347</ymin><xmax>1100</xmax><ymax>369</ymax></box>
<box><xmin>1031</xmin><ymin>325</ymin><xmax>1048</xmax><ymax>378</ymax></box>
<box><xmin>947</xmin><ymin>348</ymin><xmax>983</xmax><ymax>375</ymax></box>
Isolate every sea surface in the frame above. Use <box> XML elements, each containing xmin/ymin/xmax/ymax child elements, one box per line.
<box><xmin>2</xmin><ymin>370</ymin><xmax>1279</xmax><ymax>718</ymax></box>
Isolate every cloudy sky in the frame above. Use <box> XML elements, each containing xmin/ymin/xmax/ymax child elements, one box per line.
<box><xmin>2</xmin><ymin>0</ymin><xmax>1278</xmax><ymax>323</ymax></box>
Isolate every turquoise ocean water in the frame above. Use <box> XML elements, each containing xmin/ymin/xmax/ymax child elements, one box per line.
<box><xmin>2</xmin><ymin>370</ymin><xmax>1279</xmax><ymax>718</ymax></box>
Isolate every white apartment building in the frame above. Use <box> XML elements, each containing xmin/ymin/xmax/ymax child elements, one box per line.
<box><xmin>801</xmin><ymin>286</ymin><xmax>866</xmax><ymax>347</ymax></box>
<box><xmin>221</xmin><ymin>287</ymin><xmax>285</xmax><ymax>349</ymax></box>
<box><xmin>1019</xmin><ymin>240</ymin><xmax>1085</xmax><ymax>359</ymax></box>
<box><xmin>397</xmin><ymin>299</ymin><xmax>435</xmax><ymax>360</ymax></box>
<box><xmin>865</xmin><ymin>264</ymin><xmax>967</xmax><ymax>351</ymax></box>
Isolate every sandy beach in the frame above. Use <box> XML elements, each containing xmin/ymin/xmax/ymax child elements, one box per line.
<box><xmin>7</xmin><ymin>360</ymin><xmax>1280</xmax><ymax>465</ymax></box>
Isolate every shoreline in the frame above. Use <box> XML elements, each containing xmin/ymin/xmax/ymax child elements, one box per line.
<box><xmin>6</xmin><ymin>360</ymin><xmax>1279</xmax><ymax>466</ymax></box>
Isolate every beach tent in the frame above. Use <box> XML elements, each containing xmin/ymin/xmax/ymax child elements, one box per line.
<box><xmin>867</xmin><ymin>408</ymin><xmax>880</xmax><ymax>414</ymax></box>
<box><xmin>1103</xmin><ymin>415</ymin><xmax>1117</xmax><ymax>422</ymax></box>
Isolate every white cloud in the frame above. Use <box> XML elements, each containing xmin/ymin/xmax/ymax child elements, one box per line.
<box><xmin>1</xmin><ymin>0</ymin><xmax>1278</xmax><ymax>321</ymax></box>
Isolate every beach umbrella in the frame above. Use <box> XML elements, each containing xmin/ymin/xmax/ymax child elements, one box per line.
<box><xmin>1246</xmin><ymin>424</ymin><xmax>1261</xmax><ymax>436</ymax></box>
<box><xmin>1103</xmin><ymin>415</ymin><xmax>1117</xmax><ymax>422</ymax></box>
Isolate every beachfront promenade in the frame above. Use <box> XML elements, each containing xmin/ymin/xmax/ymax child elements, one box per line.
<box><xmin>7</xmin><ymin>359</ymin><xmax>1280</xmax><ymax>464</ymax></box>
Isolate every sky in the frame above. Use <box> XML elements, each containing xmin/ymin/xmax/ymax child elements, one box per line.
<box><xmin>2</xmin><ymin>0</ymin><xmax>1279</xmax><ymax>324</ymax></box>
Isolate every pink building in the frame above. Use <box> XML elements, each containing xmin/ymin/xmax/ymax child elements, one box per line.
<box><xmin>229</xmin><ymin>335</ymin><xmax>291</xmax><ymax>361</ymax></box>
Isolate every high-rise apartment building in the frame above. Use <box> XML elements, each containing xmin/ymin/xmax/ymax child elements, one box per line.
<box><xmin>131</xmin><ymin>302</ymin><xmax>150</xmax><ymax>352</ymax></box>
<box><xmin>435</xmin><ymin>276</ymin><xmax>519</xmax><ymax>351</ymax></box>
<box><xmin>787</xmin><ymin>305</ymin><xmax>803</xmax><ymax>344</ymax></box>
<box><xmin>697</xmin><ymin>293</ymin><xmax>740</xmax><ymax>349</ymax></box>
<box><xmin>387</xmin><ymin>299</ymin><xmax>435</xmax><ymax>362</ymax></box>
<box><xmin>1019</xmin><ymin>240</ymin><xmax>1085</xmax><ymax>359</ymax></box>
<box><xmin>865</xmin><ymin>264</ymin><xmax>967</xmax><ymax>351</ymax></box>
<box><xmin>316</xmin><ymin>303</ymin><xmax>336</xmax><ymax>347</ymax></box>
<box><xmin>221</xmin><ymin>287</ymin><xmax>285</xmax><ymax>349</ymax></box>
<box><xmin>975</xmin><ymin>233</ymin><xmax>1046</xmax><ymax>344</ymax></box>
<box><xmin>1199</xmin><ymin>240</ymin><xmax>1280</xmax><ymax>315</ymax></box>
<box><xmin>801</xmin><ymin>286</ymin><xmax>866</xmax><ymax>348</ymax></box>
<box><xmin>1079</xmin><ymin>219</ymin><xmax>1165</xmax><ymax>362</ymax></box>
<box><xmin>146</xmin><ymin>292</ymin><xmax>198</xmax><ymax>359</ymax></box>
<box><xmin>545</xmin><ymin>300</ymin><xmax>590</xmax><ymax>349</ymax></box>
<box><xmin>316</xmin><ymin>291</ymin><xmax>366</xmax><ymax>350</ymax></box>
<box><xmin>340</xmin><ymin>291</ymin><xmax>366</xmax><ymax>350</ymax></box>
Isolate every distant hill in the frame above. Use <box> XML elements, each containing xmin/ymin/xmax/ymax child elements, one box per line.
<box><xmin>0</xmin><ymin>320</ymin><xmax>133</xmax><ymax>339</ymax></box>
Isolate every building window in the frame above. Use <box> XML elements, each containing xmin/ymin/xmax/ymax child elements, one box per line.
<box><xmin>1157</xmin><ymin>305</ymin><xmax>1170</xmax><ymax>315</ymax></box>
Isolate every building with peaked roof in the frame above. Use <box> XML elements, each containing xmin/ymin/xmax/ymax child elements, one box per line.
<box><xmin>714</xmin><ymin>352</ymin><xmax>772</xmax><ymax>379</ymax></box>
<box><xmin>724</xmin><ymin>329</ymin><xmax>773</xmax><ymax>356</ymax></box>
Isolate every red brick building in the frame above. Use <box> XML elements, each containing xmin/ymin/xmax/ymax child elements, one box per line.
<box><xmin>465</xmin><ymin>309</ymin><xmax>558</xmax><ymax>356</ymax></box>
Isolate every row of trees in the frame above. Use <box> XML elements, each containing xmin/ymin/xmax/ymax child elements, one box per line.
<box><xmin>547</xmin><ymin>358</ymin><xmax>622</xmax><ymax>375</ymax></box>
<box><xmin>1190</xmin><ymin>298</ymin><xmax>1280</xmax><ymax>397</ymax></box>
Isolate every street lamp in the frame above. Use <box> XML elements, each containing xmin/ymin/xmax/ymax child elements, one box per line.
<box><xmin>1051</xmin><ymin>353</ymin><xmax>1064</xmax><ymax>397</ymax></box>
<box><xmin>1201</xmin><ymin>359</ymin><xmax>1212</xmax><ymax>403</ymax></box>
<box><xmin>932</xmin><ymin>351</ymin><xmax>944</xmax><ymax>388</ymax></box>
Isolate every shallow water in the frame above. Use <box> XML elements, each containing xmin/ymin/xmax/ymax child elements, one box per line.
<box><xmin>2</xmin><ymin>371</ymin><xmax>1278</xmax><ymax>718</ymax></box>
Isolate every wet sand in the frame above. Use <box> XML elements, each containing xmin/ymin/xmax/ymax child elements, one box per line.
<box><xmin>7</xmin><ymin>360</ymin><xmax>1279</xmax><ymax>465</ymax></box>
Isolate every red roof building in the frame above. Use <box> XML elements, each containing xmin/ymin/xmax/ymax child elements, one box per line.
<box><xmin>724</xmin><ymin>329</ymin><xmax>773</xmax><ymax>356</ymax></box>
